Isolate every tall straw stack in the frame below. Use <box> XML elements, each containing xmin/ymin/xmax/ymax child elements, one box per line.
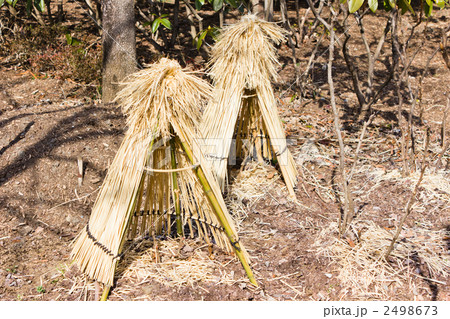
<box><xmin>201</xmin><ymin>15</ymin><xmax>298</xmax><ymax>197</ymax></box>
<box><xmin>71</xmin><ymin>58</ymin><xmax>255</xmax><ymax>288</ymax></box>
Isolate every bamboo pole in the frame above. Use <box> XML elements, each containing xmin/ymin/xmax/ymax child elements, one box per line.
<box><xmin>178</xmin><ymin>138</ymin><xmax>258</xmax><ymax>286</ymax></box>
<box><xmin>170</xmin><ymin>137</ymin><xmax>182</xmax><ymax>236</ymax></box>
<box><xmin>100</xmin><ymin>285</ymin><xmax>110</xmax><ymax>301</ymax></box>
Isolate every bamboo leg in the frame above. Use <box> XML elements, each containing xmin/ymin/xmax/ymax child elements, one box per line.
<box><xmin>100</xmin><ymin>285</ymin><xmax>111</xmax><ymax>301</ymax></box>
<box><xmin>130</xmin><ymin>175</ymin><xmax>146</xmax><ymax>238</ymax></box>
<box><xmin>170</xmin><ymin>138</ymin><xmax>182</xmax><ymax>236</ymax></box>
<box><xmin>178</xmin><ymin>139</ymin><xmax>258</xmax><ymax>286</ymax></box>
<box><xmin>253</xmin><ymin>102</ymin><xmax>264</xmax><ymax>163</ymax></box>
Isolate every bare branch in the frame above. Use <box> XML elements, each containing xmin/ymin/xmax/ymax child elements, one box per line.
<box><xmin>342</xmin><ymin>35</ymin><xmax>366</xmax><ymax>109</ymax></box>
<box><xmin>385</xmin><ymin>128</ymin><xmax>430</xmax><ymax>260</ymax></box>
<box><xmin>327</xmin><ymin>13</ymin><xmax>354</xmax><ymax>235</ymax></box>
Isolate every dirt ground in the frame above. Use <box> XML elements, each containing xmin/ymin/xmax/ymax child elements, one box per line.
<box><xmin>0</xmin><ymin>5</ymin><xmax>449</xmax><ymax>301</ymax></box>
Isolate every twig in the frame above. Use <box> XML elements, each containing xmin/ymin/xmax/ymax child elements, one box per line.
<box><xmin>48</xmin><ymin>187</ymin><xmax>100</xmax><ymax>211</ymax></box>
<box><xmin>77</xmin><ymin>156</ymin><xmax>84</xmax><ymax>186</ymax></box>
<box><xmin>440</xmin><ymin>95</ymin><xmax>449</xmax><ymax>148</ymax></box>
<box><xmin>305</xmin><ymin>0</ymin><xmax>342</xmax><ymax>47</ymax></box>
<box><xmin>268</xmin><ymin>271</ymin><xmax>301</xmax><ymax>281</ymax></box>
<box><xmin>440</xmin><ymin>24</ymin><xmax>450</xmax><ymax>70</ymax></box>
<box><xmin>182</xmin><ymin>0</ymin><xmax>203</xmax><ymax>39</ymax></box>
<box><xmin>384</xmin><ymin>128</ymin><xmax>430</xmax><ymax>260</ymax></box>
<box><xmin>342</xmin><ymin>35</ymin><xmax>366</xmax><ymax>109</ymax></box>
<box><xmin>280</xmin><ymin>279</ymin><xmax>303</xmax><ymax>297</ymax></box>
<box><xmin>406</xmin><ymin>79</ymin><xmax>417</xmax><ymax>171</ymax></box>
<box><xmin>347</xmin><ymin>113</ymin><xmax>376</xmax><ymax>182</ymax></box>
<box><xmin>418</xmin><ymin>47</ymin><xmax>440</xmax><ymax>122</ymax></box>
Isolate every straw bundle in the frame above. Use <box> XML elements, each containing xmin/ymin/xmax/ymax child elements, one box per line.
<box><xmin>71</xmin><ymin>58</ymin><xmax>253</xmax><ymax>287</ymax></box>
<box><xmin>200</xmin><ymin>15</ymin><xmax>298</xmax><ymax>197</ymax></box>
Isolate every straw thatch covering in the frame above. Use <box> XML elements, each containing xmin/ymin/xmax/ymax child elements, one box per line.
<box><xmin>71</xmin><ymin>58</ymin><xmax>252</xmax><ymax>287</ymax></box>
<box><xmin>200</xmin><ymin>15</ymin><xmax>298</xmax><ymax>197</ymax></box>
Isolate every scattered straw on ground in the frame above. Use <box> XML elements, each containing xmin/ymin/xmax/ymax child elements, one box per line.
<box><xmin>315</xmin><ymin>220</ymin><xmax>449</xmax><ymax>300</ymax></box>
<box><xmin>367</xmin><ymin>168</ymin><xmax>450</xmax><ymax>203</ymax></box>
<box><xmin>58</xmin><ymin>237</ymin><xmax>243</xmax><ymax>300</ymax></box>
<box><xmin>225</xmin><ymin>162</ymin><xmax>284</xmax><ymax>224</ymax></box>
<box><xmin>116</xmin><ymin>238</ymin><xmax>238</xmax><ymax>289</ymax></box>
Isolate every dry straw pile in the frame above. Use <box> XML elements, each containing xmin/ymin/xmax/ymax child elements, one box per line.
<box><xmin>200</xmin><ymin>15</ymin><xmax>298</xmax><ymax>197</ymax></box>
<box><xmin>71</xmin><ymin>58</ymin><xmax>254</xmax><ymax>289</ymax></box>
<box><xmin>316</xmin><ymin>221</ymin><xmax>449</xmax><ymax>300</ymax></box>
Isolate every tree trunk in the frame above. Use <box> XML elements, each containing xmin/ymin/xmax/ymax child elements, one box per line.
<box><xmin>264</xmin><ymin>0</ymin><xmax>273</xmax><ymax>21</ymax></box>
<box><xmin>251</xmin><ymin>0</ymin><xmax>264</xmax><ymax>18</ymax></box>
<box><xmin>102</xmin><ymin>0</ymin><xmax>136</xmax><ymax>103</ymax></box>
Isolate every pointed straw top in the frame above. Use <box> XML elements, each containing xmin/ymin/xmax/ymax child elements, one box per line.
<box><xmin>208</xmin><ymin>14</ymin><xmax>286</xmax><ymax>90</ymax></box>
<box><xmin>115</xmin><ymin>58</ymin><xmax>212</xmax><ymax>142</ymax></box>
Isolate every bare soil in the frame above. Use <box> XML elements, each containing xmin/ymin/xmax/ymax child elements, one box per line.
<box><xmin>0</xmin><ymin>5</ymin><xmax>449</xmax><ymax>301</ymax></box>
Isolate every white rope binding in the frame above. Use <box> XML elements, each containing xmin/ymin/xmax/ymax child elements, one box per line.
<box><xmin>143</xmin><ymin>163</ymin><xmax>200</xmax><ymax>173</ymax></box>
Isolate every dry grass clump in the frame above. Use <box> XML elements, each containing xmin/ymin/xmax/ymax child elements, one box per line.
<box><xmin>368</xmin><ymin>168</ymin><xmax>450</xmax><ymax>203</ymax></box>
<box><xmin>225</xmin><ymin>163</ymin><xmax>282</xmax><ymax>226</ymax></box>
<box><xmin>316</xmin><ymin>220</ymin><xmax>449</xmax><ymax>300</ymax></box>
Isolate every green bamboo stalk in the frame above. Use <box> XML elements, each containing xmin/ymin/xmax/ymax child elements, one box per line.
<box><xmin>170</xmin><ymin>137</ymin><xmax>182</xmax><ymax>236</ymax></box>
<box><xmin>100</xmin><ymin>285</ymin><xmax>110</xmax><ymax>301</ymax></box>
<box><xmin>178</xmin><ymin>139</ymin><xmax>258</xmax><ymax>286</ymax></box>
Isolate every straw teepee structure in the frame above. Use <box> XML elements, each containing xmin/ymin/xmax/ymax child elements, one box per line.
<box><xmin>200</xmin><ymin>15</ymin><xmax>297</xmax><ymax>197</ymax></box>
<box><xmin>71</xmin><ymin>59</ymin><xmax>256</xmax><ymax>296</ymax></box>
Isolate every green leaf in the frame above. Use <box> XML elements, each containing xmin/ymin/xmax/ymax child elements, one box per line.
<box><xmin>435</xmin><ymin>0</ymin><xmax>446</xmax><ymax>8</ymax></box>
<box><xmin>5</xmin><ymin>0</ymin><xmax>18</xmax><ymax>6</ymax></box>
<box><xmin>196</xmin><ymin>29</ymin><xmax>209</xmax><ymax>50</ymax></box>
<box><xmin>26</xmin><ymin>0</ymin><xmax>32</xmax><ymax>14</ymax></box>
<box><xmin>65</xmin><ymin>33</ymin><xmax>72</xmax><ymax>45</ymax></box>
<box><xmin>398</xmin><ymin>0</ymin><xmax>414</xmax><ymax>14</ymax></box>
<box><xmin>34</xmin><ymin>0</ymin><xmax>45</xmax><ymax>12</ymax></box>
<box><xmin>340</xmin><ymin>0</ymin><xmax>347</xmax><ymax>3</ymax></box>
<box><xmin>226</xmin><ymin>0</ymin><xmax>238</xmax><ymax>7</ymax></box>
<box><xmin>212</xmin><ymin>0</ymin><xmax>223</xmax><ymax>11</ymax></box>
<box><xmin>348</xmin><ymin>0</ymin><xmax>364</xmax><ymax>13</ymax></box>
<box><xmin>195</xmin><ymin>0</ymin><xmax>204</xmax><ymax>10</ymax></box>
<box><xmin>368</xmin><ymin>0</ymin><xmax>378</xmax><ymax>12</ymax></box>
<box><xmin>152</xmin><ymin>19</ymin><xmax>161</xmax><ymax>34</ymax></box>
<box><xmin>0</xmin><ymin>0</ymin><xmax>5</xmax><ymax>6</ymax></box>
<box><xmin>71</xmin><ymin>37</ymin><xmax>82</xmax><ymax>46</ymax></box>
<box><xmin>383</xmin><ymin>0</ymin><xmax>393</xmax><ymax>10</ymax></box>
<box><xmin>388</xmin><ymin>0</ymin><xmax>396</xmax><ymax>8</ymax></box>
<box><xmin>160</xmin><ymin>18</ymin><xmax>172</xmax><ymax>30</ymax></box>
<box><xmin>424</xmin><ymin>0</ymin><xmax>433</xmax><ymax>16</ymax></box>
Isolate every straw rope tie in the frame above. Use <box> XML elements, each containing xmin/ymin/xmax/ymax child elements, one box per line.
<box><xmin>143</xmin><ymin>163</ymin><xmax>200</xmax><ymax>173</ymax></box>
<box><xmin>131</xmin><ymin>210</ymin><xmax>226</xmax><ymax>232</ymax></box>
<box><xmin>85</xmin><ymin>223</ymin><xmax>123</xmax><ymax>260</ymax></box>
<box><xmin>275</xmin><ymin>146</ymin><xmax>287</xmax><ymax>156</ymax></box>
<box><xmin>205</xmin><ymin>154</ymin><xmax>228</xmax><ymax>160</ymax></box>
<box><xmin>230</xmin><ymin>240</ymin><xmax>241</xmax><ymax>252</ymax></box>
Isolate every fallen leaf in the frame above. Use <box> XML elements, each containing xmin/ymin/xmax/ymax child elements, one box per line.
<box><xmin>347</xmin><ymin>238</ymin><xmax>356</xmax><ymax>247</ymax></box>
